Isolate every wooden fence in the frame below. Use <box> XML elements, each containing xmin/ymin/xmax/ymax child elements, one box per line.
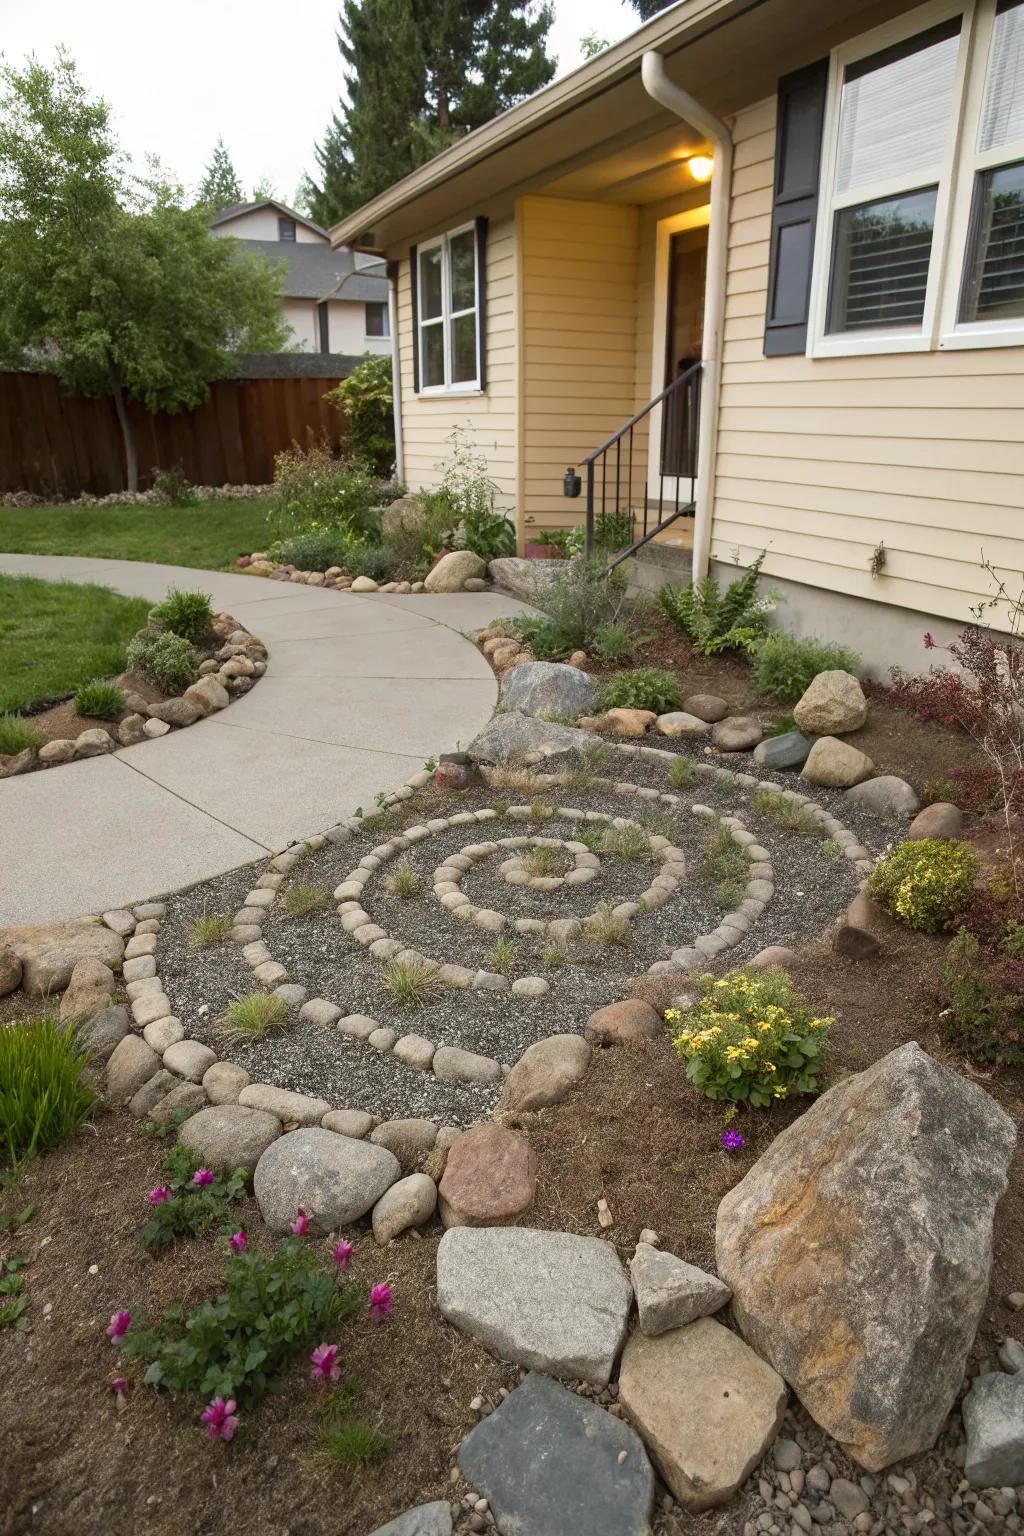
<box><xmin>0</xmin><ymin>371</ymin><xmax>351</xmax><ymax>496</ymax></box>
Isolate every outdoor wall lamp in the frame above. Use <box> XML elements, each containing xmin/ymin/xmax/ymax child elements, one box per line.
<box><xmin>563</xmin><ymin>466</ymin><xmax>581</xmax><ymax>498</ymax></box>
<box><xmin>686</xmin><ymin>154</ymin><xmax>714</xmax><ymax>183</ymax></box>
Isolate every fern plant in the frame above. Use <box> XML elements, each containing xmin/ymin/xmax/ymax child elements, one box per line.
<box><xmin>658</xmin><ymin>551</ymin><xmax>775</xmax><ymax>654</ymax></box>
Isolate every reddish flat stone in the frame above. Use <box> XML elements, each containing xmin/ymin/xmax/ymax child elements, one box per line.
<box><xmin>439</xmin><ymin>1125</ymin><xmax>538</xmax><ymax>1229</ymax></box>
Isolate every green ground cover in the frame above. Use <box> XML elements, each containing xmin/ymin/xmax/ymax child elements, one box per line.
<box><xmin>0</xmin><ymin>498</ymin><xmax>271</xmax><ymax>570</ymax></box>
<box><xmin>0</xmin><ymin>574</ymin><xmax>153</xmax><ymax>712</ymax></box>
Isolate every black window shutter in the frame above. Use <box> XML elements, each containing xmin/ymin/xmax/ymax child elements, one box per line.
<box><xmin>764</xmin><ymin>58</ymin><xmax>829</xmax><ymax>357</ymax></box>
<box><xmin>475</xmin><ymin>215</ymin><xmax>488</xmax><ymax>392</ymax></box>
<box><xmin>409</xmin><ymin>245</ymin><xmax>420</xmax><ymax>392</ymax></box>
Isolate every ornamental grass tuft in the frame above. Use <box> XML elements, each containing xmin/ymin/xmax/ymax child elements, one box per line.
<box><xmin>217</xmin><ymin>992</ymin><xmax>288</xmax><ymax>1040</ymax></box>
<box><xmin>0</xmin><ymin>1017</ymin><xmax>98</xmax><ymax>1167</ymax></box>
<box><xmin>282</xmin><ymin>883</ymin><xmax>329</xmax><ymax>917</ymax></box>
<box><xmin>0</xmin><ymin>713</ymin><xmax>44</xmax><ymax>755</ymax></box>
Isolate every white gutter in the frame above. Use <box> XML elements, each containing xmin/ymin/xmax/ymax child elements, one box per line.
<box><xmin>387</xmin><ymin>268</ymin><xmax>404</xmax><ymax>483</ymax></box>
<box><xmin>640</xmin><ymin>50</ymin><xmax>732</xmax><ymax>583</ymax></box>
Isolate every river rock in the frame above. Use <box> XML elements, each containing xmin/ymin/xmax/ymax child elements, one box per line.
<box><xmin>845</xmin><ymin>775</ymin><xmax>920</xmax><ymax>818</ymax></box>
<box><xmin>458</xmin><ymin>1371</ymin><xmax>654</xmax><ymax>1536</ymax></box>
<box><xmin>963</xmin><ymin>1370</ymin><xmax>1024</xmax><ymax>1487</ymax></box>
<box><xmin>147</xmin><ymin>697</ymin><xmax>202</xmax><ymax>727</ymax></box>
<box><xmin>184</xmin><ymin>675</ymin><xmax>229</xmax><ymax>715</ymax></box>
<box><xmin>793</xmin><ymin>670</ymin><xmax>867</xmax><ymax>735</ymax></box>
<box><xmin>369</xmin><ymin>1117</ymin><xmax>438</xmax><ymax>1170</ymax></box>
<box><xmin>438</xmin><ymin>1124</ymin><xmax>538</xmax><ymax>1227</ymax></box>
<box><xmin>655</xmin><ymin>712</ymin><xmax>711</xmax><ymax>738</ymax></box>
<box><xmin>77</xmin><ymin>1004</ymin><xmax>131</xmax><ymax>1062</ymax></box>
<box><xmin>629</xmin><ymin>1243</ymin><xmax>731</xmax><ymax>1334</ymax></box>
<box><xmin>372</xmin><ymin>1172</ymin><xmax>437</xmax><ymax>1242</ymax></box>
<box><xmin>436</xmin><ymin>1227</ymin><xmax>633</xmax><ymax>1385</ymax></box>
<box><xmin>0</xmin><ymin>946</ymin><xmax>22</xmax><ymax>997</ymax></box>
<box><xmin>907</xmin><ymin>802</ymin><xmax>964</xmax><ymax>840</ymax></box>
<box><xmin>179</xmin><ymin>1104</ymin><xmax>282</xmax><ymax>1172</ymax></box>
<box><xmin>3</xmin><ymin>918</ymin><xmax>124</xmax><ymax>997</ymax></box>
<box><xmin>58</xmin><ymin>957</ymin><xmax>115</xmax><ymax>1023</ymax></box>
<box><xmin>253</xmin><ymin>1127</ymin><xmax>400</xmax><ymax>1233</ymax></box>
<box><xmin>500</xmin><ymin>661</ymin><xmax>597</xmax><ymax>720</ymax></box>
<box><xmin>711</xmin><ymin>717</ymin><xmax>763</xmax><ymax>752</ymax></box>
<box><xmin>618</xmin><ymin>1318</ymin><xmax>787</xmax><ymax>1510</ymax></box>
<box><xmin>106</xmin><ymin>1034</ymin><xmax>160</xmax><ymax>1102</ymax></box>
<box><xmin>683</xmin><ymin>693</ymin><xmax>729</xmax><ymax>723</ymax></box>
<box><xmin>715</xmin><ymin>1042</ymin><xmax>1017</xmax><ymax>1470</ymax></box>
<box><xmin>801</xmin><ymin>736</ymin><xmax>873</xmax><ymax>788</ymax></box>
<box><xmin>499</xmin><ymin>1034</ymin><xmax>591</xmax><ymax>1110</ymax></box>
<box><xmin>424</xmin><ymin>549</ymin><xmax>486</xmax><ymax>592</ymax></box>
<box><xmin>753</xmin><ymin>731</ymin><xmax>811</xmax><ymax>771</ymax></box>
<box><xmin>585</xmin><ymin>999</ymin><xmax>661</xmax><ymax>1045</ymax></box>
<box><xmin>202</xmin><ymin>1061</ymin><xmax>251</xmax><ymax>1104</ymax></box>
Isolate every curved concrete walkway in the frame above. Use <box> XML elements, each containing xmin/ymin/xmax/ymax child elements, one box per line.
<box><xmin>0</xmin><ymin>555</ymin><xmax>533</xmax><ymax>926</ymax></box>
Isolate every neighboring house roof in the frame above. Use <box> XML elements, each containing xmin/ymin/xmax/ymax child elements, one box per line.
<box><xmin>210</xmin><ymin>199</ymin><xmax>330</xmax><ymax>239</ymax></box>
<box><xmin>232</xmin><ymin>240</ymin><xmax>388</xmax><ymax>303</ymax></box>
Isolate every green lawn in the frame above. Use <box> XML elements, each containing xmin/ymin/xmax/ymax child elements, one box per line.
<box><xmin>0</xmin><ymin>498</ymin><xmax>273</xmax><ymax>570</ymax></box>
<box><xmin>0</xmin><ymin>575</ymin><xmax>153</xmax><ymax>713</ymax></box>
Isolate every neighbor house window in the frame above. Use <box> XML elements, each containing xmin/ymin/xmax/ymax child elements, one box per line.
<box><xmin>809</xmin><ymin>0</ymin><xmax>1024</xmax><ymax>354</ymax></box>
<box><xmin>365</xmin><ymin>301</ymin><xmax>390</xmax><ymax>337</ymax></box>
<box><xmin>278</xmin><ymin>216</ymin><xmax>296</xmax><ymax>241</ymax></box>
<box><xmin>416</xmin><ymin>223</ymin><xmax>482</xmax><ymax>391</ymax></box>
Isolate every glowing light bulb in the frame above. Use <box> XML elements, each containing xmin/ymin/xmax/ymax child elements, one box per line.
<box><xmin>686</xmin><ymin>154</ymin><xmax>714</xmax><ymax>183</ymax></box>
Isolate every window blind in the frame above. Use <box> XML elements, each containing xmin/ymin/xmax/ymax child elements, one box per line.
<box><xmin>979</xmin><ymin>0</ymin><xmax>1024</xmax><ymax>152</ymax></box>
<box><xmin>836</xmin><ymin>27</ymin><xmax>960</xmax><ymax>194</ymax></box>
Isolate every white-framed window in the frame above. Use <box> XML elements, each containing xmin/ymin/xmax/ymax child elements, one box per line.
<box><xmin>365</xmin><ymin>301</ymin><xmax>390</xmax><ymax>339</ymax></box>
<box><xmin>416</xmin><ymin>223</ymin><xmax>482</xmax><ymax>392</ymax></box>
<box><xmin>809</xmin><ymin>0</ymin><xmax>1024</xmax><ymax>355</ymax></box>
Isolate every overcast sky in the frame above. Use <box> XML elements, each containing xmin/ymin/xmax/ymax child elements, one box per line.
<box><xmin>0</xmin><ymin>1</ymin><xmax>643</xmax><ymax>204</ymax></box>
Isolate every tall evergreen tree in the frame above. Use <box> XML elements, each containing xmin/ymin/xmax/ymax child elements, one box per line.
<box><xmin>626</xmin><ymin>0</ymin><xmax>674</xmax><ymax>17</ymax></box>
<box><xmin>303</xmin><ymin>0</ymin><xmax>555</xmax><ymax>227</ymax></box>
<box><xmin>195</xmin><ymin>136</ymin><xmax>243</xmax><ymax>212</ymax></box>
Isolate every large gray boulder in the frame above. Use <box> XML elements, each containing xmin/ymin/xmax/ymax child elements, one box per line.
<box><xmin>488</xmin><ymin>556</ymin><xmax>563</xmax><ymax>602</ymax></box>
<box><xmin>500</xmin><ymin>660</ymin><xmax>597</xmax><ymax>720</ymax></box>
<box><xmin>962</xmin><ymin>1371</ymin><xmax>1024</xmax><ymax>1487</ymax></box>
<box><xmin>253</xmin><ymin>1127</ymin><xmax>400</xmax><ymax>1234</ymax></box>
<box><xmin>716</xmin><ymin>1043</ymin><xmax>1016</xmax><ymax>1470</ymax></box>
<box><xmin>436</xmin><ymin>1226</ymin><xmax>633</xmax><ymax>1386</ymax></box>
<box><xmin>458</xmin><ymin>1370</ymin><xmax>654</xmax><ymax>1536</ymax></box>
<box><xmin>845</xmin><ymin>775</ymin><xmax>920</xmax><ymax>818</ymax></box>
<box><xmin>793</xmin><ymin>669</ymin><xmax>867</xmax><ymax>735</ymax></box>
<box><xmin>466</xmin><ymin>710</ymin><xmax>594</xmax><ymax>763</ymax></box>
<box><xmin>424</xmin><ymin>549</ymin><xmax>486</xmax><ymax>592</ymax></box>
<box><xmin>178</xmin><ymin>1104</ymin><xmax>283</xmax><ymax>1173</ymax></box>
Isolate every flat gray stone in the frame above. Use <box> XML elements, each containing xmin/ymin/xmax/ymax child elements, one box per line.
<box><xmin>683</xmin><ymin>693</ymin><xmax>729</xmax><ymax>723</ymax></box>
<box><xmin>101</xmin><ymin>909</ymin><xmax>136</xmax><ymax>937</ymax></box>
<box><xmin>963</xmin><ymin>1370</ymin><xmax>1024</xmax><ymax>1486</ymax></box>
<box><xmin>466</xmin><ymin>710</ymin><xmax>595</xmax><ymax>764</ymax></box>
<box><xmin>322</xmin><ymin>1108</ymin><xmax>374</xmax><ymax>1138</ymax></box>
<box><xmin>368</xmin><ymin>1503</ymin><xmax>452</xmax><ymax>1536</ymax></box>
<box><xmin>202</xmin><ymin>1061</ymin><xmax>251</xmax><ymax>1104</ymax></box>
<box><xmin>436</xmin><ymin>1226</ymin><xmax>633</xmax><ymax>1386</ymax></box>
<box><xmin>432</xmin><ymin>1045</ymin><xmax>501</xmax><ymax>1084</ymax></box>
<box><xmin>77</xmin><ymin>1004</ymin><xmax>130</xmax><ymax>1063</ymax></box>
<box><xmin>178</xmin><ymin>1103</ymin><xmax>283</xmax><ymax>1172</ymax></box>
<box><xmin>254</xmin><ymin>1127</ymin><xmax>401</xmax><ymax>1234</ymax></box>
<box><xmin>654</xmin><ymin>712</ymin><xmax>711</xmax><ymax>738</ymax></box>
<box><xmin>458</xmin><ymin>1371</ymin><xmax>654</xmax><ymax>1536</ymax></box>
<box><xmin>753</xmin><ymin>731</ymin><xmax>811</xmax><ymax>770</ymax></box>
<box><xmin>629</xmin><ymin>1243</ymin><xmax>731</xmax><ymax>1334</ymax></box>
<box><xmin>845</xmin><ymin>774</ymin><xmax>920</xmax><ymax>818</ymax></box>
<box><xmin>238</xmin><ymin>1083</ymin><xmax>330</xmax><ymax>1125</ymax></box>
<box><xmin>712</xmin><ymin>716</ymin><xmax>763</xmax><ymax>752</ymax></box>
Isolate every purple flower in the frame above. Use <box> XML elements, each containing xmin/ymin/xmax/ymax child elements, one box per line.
<box><xmin>200</xmin><ymin>1396</ymin><xmax>239</xmax><ymax>1442</ymax></box>
<box><xmin>332</xmin><ymin>1240</ymin><xmax>354</xmax><ymax>1273</ymax></box>
<box><xmin>111</xmin><ymin>1376</ymin><xmax>127</xmax><ymax>1395</ymax></box>
<box><xmin>290</xmin><ymin>1208</ymin><xmax>309</xmax><ymax>1237</ymax></box>
<box><xmin>228</xmin><ymin>1230</ymin><xmax>248</xmax><ymax>1254</ymax></box>
<box><xmin>106</xmin><ymin>1310</ymin><xmax>132</xmax><ymax>1342</ymax></box>
<box><xmin>369</xmin><ymin>1283</ymin><xmax>394</xmax><ymax>1323</ymax></box>
<box><xmin>192</xmin><ymin>1168</ymin><xmax>215</xmax><ymax>1187</ymax></box>
<box><xmin>147</xmin><ymin>1185</ymin><xmax>172</xmax><ymax>1206</ymax></box>
<box><xmin>923</xmin><ymin>632</ymin><xmax>936</xmax><ymax>650</ymax></box>
<box><xmin>309</xmin><ymin>1342</ymin><xmax>341</xmax><ymax>1383</ymax></box>
<box><xmin>720</xmin><ymin>1129</ymin><xmax>746</xmax><ymax>1151</ymax></box>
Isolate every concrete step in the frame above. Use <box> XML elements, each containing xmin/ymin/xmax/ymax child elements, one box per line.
<box><xmin>628</xmin><ymin>539</ymin><xmax>693</xmax><ymax>594</ymax></box>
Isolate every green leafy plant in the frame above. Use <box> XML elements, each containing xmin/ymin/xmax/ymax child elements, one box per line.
<box><xmin>269</xmin><ymin>443</ymin><xmax>380</xmax><ymax>542</ymax></box>
<box><xmin>120</xmin><ymin>1236</ymin><xmax>366</xmax><ymax>1409</ymax></box>
<box><xmin>137</xmin><ymin>1145</ymin><xmax>247</xmax><ymax>1252</ymax></box>
<box><xmin>380</xmin><ymin>958</ymin><xmax>437</xmax><ymax>1007</ymax></box>
<box><xmin>939</xmin><ymin>927</ymin><xmax>1024</xmax><ymax>1067</ymax></box>
<box><xmin>768</xmin><ymin>713</ymin><xmax>798</xmax><ymax>737</ymax></box>
<box><xmin>585</xmin><ymin>902</ymin><xmax>631</xmax><ymax>947</ymax></box>
<box><xmin>282</xmin><ymin>884</ymin><xmax>329</xmax><ymax>917</ymax></box>
<box><xmin>0</xmin><ymin>713</ymin><xmax>44</xmax><ymax>754</ymax></box>
<box><xmin>562</xmin><ymin>510</ymin><xmax>635</xmax><ymax>557</ymax></box>
<box><xmin>0</xmin><ymin>1255</ymin><xmax>29</xmax><ymax>1331</ymax></box>
<box><xmin>593</xmin><ymin>623</ymin><xmax>637</xmax><ymax>664</ymax></box>
<box><xmin>597</xmin><ymin>667</ymin><xmax>682</xmax><ymax>715</ymax></box>
<box><xmin>385</xmin><ymin>864</ymin><xmax>422</xmax><ymax>898</ymax></box>
<box><xmin>125</xmin><ymin>631</ymin><xmax>197</xmax><ymax>693</ymax></box>
<box><xmin>669</xmin><ymin>755</ymin><xmax>696</xmax><ymax>788</ymax></box>
<box><xmin>667</xmin><ymin>969</ymin><xmax>831</xmax><ymax>1106</ymax></box>
<box><xmin>218</xmin><ymin>993</ymin><xmax>288</xmax><ymax>1041</ymax></box>
<box><xmin>270</xmin><ymin>527</ymin><xmax>353</xmax><ymax>573</ymax></box>
<box><xmin>658</xmin><ymin>552</ymin><xmax>774</xmax><ymax>654</ymax></box>
<box><xmin>0</xmin><ymin>1018</ymin><xmax>98</xmax><ymax>1167</ymax></box>
<box><xmin>326</xmin><ymin>354</ymin><xmax>395</xmax><ymax>476</ymax></box>
<box><xmin>149</xmin><ymin>587</ymin><xmax>214</xmax><ymax>645</ymax></box>
<box><xmin>72</xmin><ymin>678</ymin><xmax>124</xmax><ymax>719</ymax></box>
<box><xmin>512</xmin><ymin>557</ymin><xmax>631</xmax><ymax>660</ymax></box>
<box><xmin>752</xmin><ymin>630</ymin><xmax>861</xmax><ymax>702</ymax></box>
<box><xmin>188</xmin><ymin>912</ymin><xmax>232</xmax><ymax>948</ymax></box>
<box><xmin>868</xmin><ymin>838</ymin><xmax>979</xmax><ymax>932</ymax></box>
<box><xmin>418</xmin><ymin>428</ymin><xmax>515</xmax><ymax>561</ymax></box>
<box><xmin>575</xmin><ymin>823</ymin><xmax>606</xmax><ymax>852</ymax></box>
<box><xmin>345</xmin><ymin>542</ymin><xmax>395</xmax><ymax>583</ymax></box>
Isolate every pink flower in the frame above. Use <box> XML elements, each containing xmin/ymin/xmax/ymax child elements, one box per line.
<box><xmin>923</xmin><ymin>632</ymin><xmax>936</xmax><ymax>649</ymax></box>
<box><xmin>290</xmin><ymin>1208</ymin><xmax>309</xmax><ymax>1237</ymax></box>
<box><xmin>147</xmin><ymin>1186</ymin><xmax>172</xmax><ymax>1206</ymax></box>
<box><xmin>229</xmin><ymin>1230</ymin><xmax>248</xmax><ymax>1254</ymax></box>
<box><xmin>200</xmin><ymin>1396</ymin><xmax>239</xmax><ymax>1442</ymax></box>
<box><xmin>106</xmin><ymin>1310</ymin><xmax>132</xmax><ymax>1342</ymax></box>
<box><xmin>309</xmin><ymin>1343</ymin><xmax>341</xmax><ymax>1383</ymax></box>
<box><xmin>720</xmin><ymin>1129</ymin><xmax>746</xmax><ymax>1151</ymax></box>
<box><xmin>369</xmin><ymin>1283</ymin><xmax>393</xmax><ymax>1323</ymax></box>
<box><xmin>192</xmin><ymin>1168</ymin><xmax>215</xmax><ymax>1187</ymax></box>
<box><xmin>332</xmin><ymin>1240</ymin><xmax>354</xmax><ymax>1273</ymax></box>
<box><xmin>111</xmin><ymin>1376</ymin><xmax>127</xmax><ymax>1395</ymax></box>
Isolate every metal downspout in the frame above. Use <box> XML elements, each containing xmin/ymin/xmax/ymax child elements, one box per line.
<box><xmin>387</xmin><ymin>264</ymin><xmax>404</xmax><ymax>483</ymax></box>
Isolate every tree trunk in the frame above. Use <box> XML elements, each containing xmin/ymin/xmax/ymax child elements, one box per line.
<box><xmin>110</xmin><ymin>373</ymin><xmax>139</xmax><ymax>492</ymax></box>
<box><xmin>437</xmin><ymin>85</ymin><xmax>449</xmax><ymax>130</ymax></box>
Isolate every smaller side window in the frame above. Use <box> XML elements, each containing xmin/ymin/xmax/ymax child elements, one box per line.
<box><xmin>365</xmin><ymin>301</ymin><xmax>389</xmax><ymax>337</ymax></box>
<box><xmin>415</xmin><ymin>223</ymin><xmax>483</xmax><ymax>392</ymax></box>
<box><xmin>278</xmin><ymin>216</ymin><xmax>296</xmax><ymax>241</ymax></box>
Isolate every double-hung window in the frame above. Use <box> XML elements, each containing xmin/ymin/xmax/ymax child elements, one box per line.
<box><xmin>416</xmin><ymin>223</ymin><xmax>482</xmax><ymax>392</ymax></box>
<box><xmin>809</xmin><ymin>0</ymin><xmax>1024</xmax><ymax>354</ymax></box>
<box><xmin>365</xmin><ymin>301</ymin><xmax>390</xmax><ymax>338</ymax></box>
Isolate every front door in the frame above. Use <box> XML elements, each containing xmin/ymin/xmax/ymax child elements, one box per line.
<box><xmin>661</xmin><ymin>225</ymin><xmax>707</xmax><ymax>480</ymax></box>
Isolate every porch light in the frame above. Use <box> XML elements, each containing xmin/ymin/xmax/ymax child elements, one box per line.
<box><xmin>686</xmin><ymin>154</ymin><xmax>714</xmax><ymax>183</ymax></box>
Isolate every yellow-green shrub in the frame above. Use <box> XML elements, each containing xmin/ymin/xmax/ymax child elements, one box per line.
<box><xmin>666</xmin><ymin>969</ymin><xmax>831</xmax><ymax>1107</ymax></box>
<box><xmin>868</xmin><ymin>838</ymin><xmax>978</xmax><ymax>932</ymax></box>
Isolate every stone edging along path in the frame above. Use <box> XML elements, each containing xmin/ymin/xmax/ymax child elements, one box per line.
<box><xmin>101</xmin><ymin>738</ymin><xmax>876</xmax><ymax>1154</ymax></box>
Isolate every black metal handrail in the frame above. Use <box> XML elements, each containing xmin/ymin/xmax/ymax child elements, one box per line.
<box><xmin>581</xmin><ymin>360</ymin><xmax>701</xmax><ymax>567</ymax></box>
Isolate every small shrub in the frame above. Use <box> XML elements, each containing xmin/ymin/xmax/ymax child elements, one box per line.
<box><xmin>150</xmin><ymin>466</ymin><xmax>197</xmax><ymax>506</ymax></box>
<box><xmin>386</xmin><ymin>864</ymin><xmax>422</xmax><ymax>898</ymax></box>
<box><xmin>0</xmin><ymin>1018</ymin><xmax>98</xmax><ymax>1166</ymax></box>
<box><xmin>667</xmin><ymin>969</ymin><xmax>831</xmax><ymax>1106</ymax></box>
<box><xmin>597</xmin><ymin>667</ymin><xmax>682</xmax><ymax>715</ymax></box>
<box><xmin>659</xmin><ymin>552</ymin><xmax>773</xmax><ymax>654</ymax></box>
<box><xmin>188</xmin><ymin>912</ymin><xmax>232</xmax><ymax>948</ymax></box>
<box><xmin>575</xmin><ymin>823</ymin><xmax>606</xmax><ymax>852</ymax></box>
<box><xmin>218</xmin><ymin>993</ymin><xmax>288</xmax><ymax>1041</ymax></box>
<box><xmin>269</xmin><ymin>443</ymin><xmax>380</xmax><ymax>542</ymax></box>
<box><xmin>821</xmin><ymin>839</ymin><xmax>841</xmax><ymax>859</ymax></box>
<box><xmin>669</xmin><ymin>755</ymin><xmax>696</xmax><ymax>788</ymax></box>
<box><xmin>529</xmin><ymin>799</ymin><xmax>556</xmax><ymax>822</ymax></box>
<box><xmin>0</xmin><ymin>714</ymin><xmax>44</xmax><ymax>755</ymax></box>
<box><xmin>586</xmin><ymin>902</ymin><xmax>631</xmax><ymax>947</ymax></box>
<box><xmin>712</xmin><ymin>772</ymin><xmax>736</xmax><ymax>795</ymax></box>
<box><xmin>752</xmin><ymin>631</ymin><xmax>861</xmax><ymax>702</ymax></box>
<box><xmin>921</xmin><ymin>775</ymin><xmax>960</xmax><ymax>806</ymax></box>
<box><xmin>512</xmin><ymin>557</ymin><xmax>631</xmax><ymax>659</ymax></box>
<box><xmin>751</xmin><ymin>788</ymin><xmax>825</xmax><ymax>837</ymax></box>
<box><xmin>125</xmin><ymin>631</ymin><xmax>197</xmax><ymax>694</ymax></box>
<box><xmin>768</xmin><ymin>713</ymin><xmax>798</xmax><ymax>737</ymax></box>
<box><xmin>868</xmin><ymin>838</ymin><xmax>979</xmax><ymax>932</ymax></box>
<box><xmin>713</xmin><ymin>877</ymin><xmax>745</xmax><ymax>910</ymax></box>
<box><xmin>345</xmin><ymin>542</ymin><xmax>395</xmax><ymax>583</ymax></box>
<box><xmin>418</xmin><ymin>428</ymin><xmax>516</xmax><ymax>560</ymax></box>
<box><xmin>325</xmin><ymin>354</ymin><xmax>395</xmax><ymax>477</ymax></box>
<box><xmin>283</xmin><ymin>884</ymin><xmax>329</xmax><ymax>917</ymax></box>
<box><xmin>593</xmin><ymin>623</ymin><xmax>635</xmax><ymax>664</ymax></box>
<box><xmin>489</xmin><ymin>937</ymin><xmax>517</xmax><ymax>974</ymax></box>
<box><xmin>271</xmin><ymin>528</ymin><xmax>353</xmax><ymax>572</ymax></box>
<box><xmin>73</xmin><ymin>679</ymin><xmax>124</xmax><ymax>719</ymax></box>
<box><xmin>137</xmin><ymin>1145</ymin><xmax>247</xmax><ymax>1252</ymax></box>
<box><xmin>602</xmin><ymin>824</ymin><xmax>654</xmax><ymax>861</ymax></box>
<box><xmin>380</xmin><ymin>958</ymin><xmax>437</xmax><ymax>1007</ymax></box>
<box><xmin>150</xmin><ymin>588</ymin><xmax>214</xmax><ymax>645</ymax></box>
<box><xmin>939</xmin><ymin>929</ymin><xmax>1024</xmax><ymax>1067</ymax></box>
